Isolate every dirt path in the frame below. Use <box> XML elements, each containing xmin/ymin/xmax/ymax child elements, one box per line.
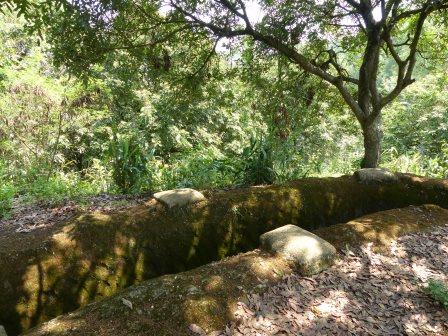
<box><xmin>213</xmin><ymin>225</ymin><xmax>448</xmax><ymax>336</ymax></box>
<box><xmin>0</xmin><ymin>194</ymin><xmax>148</xmax><ymax>246</ymax></box>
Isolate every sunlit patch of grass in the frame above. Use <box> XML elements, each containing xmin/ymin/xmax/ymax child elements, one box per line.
<box><xmin>424</xmin><ymin>279</ymin><xmax>448</xmax><ymax>309</ymax></box>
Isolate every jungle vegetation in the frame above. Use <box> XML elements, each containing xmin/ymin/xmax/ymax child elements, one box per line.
<box><xmin>0</xmin><ymin>0</ymin><xmax>448</xmax><ymax>216</ymax></box>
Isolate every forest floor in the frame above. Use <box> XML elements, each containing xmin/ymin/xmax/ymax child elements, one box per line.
<box><xmin>0</xmin><ymin>193</ymin><xmax>148</xmax><ymax>236</ymax></box>
<box><xmin>15</xmin><ymin>203</ymin><xmax>448</xmax><ymax>336</ymax></box>
<box><xmin>2</xmin><ymin>178</ymin><xmax>448</xmax><ymax>336</ymax></box>
<box><xmin>216</xmin><ymin>224</ymin><xmax>448</xmax><ymax>336</ymax></box>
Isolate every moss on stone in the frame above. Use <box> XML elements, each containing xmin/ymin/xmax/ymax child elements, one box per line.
<box><xmin>1</xmin><ymin>174</ymin><xmax>448</xmax><ymax>335</ymax></box>
<box><xmin>314</xmin><ymin>204</ymin><xmax>448</xmax><ymax>252</ymax></box>
<box><xmin>21</xmin><ymin>203</ymin><xmax>448</xmax><ymax>336</ymax></box>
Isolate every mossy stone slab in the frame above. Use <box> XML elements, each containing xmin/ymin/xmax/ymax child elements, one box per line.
<box><xmin>354</xmin><ymin>168</ymin><xmax>399</xmax><ymax>184</ymax></box>
<box><xmin>153</xmin><ymin>188</ymin><xmax>206</xmax><ymax>208</ymax></box>
<box><xmin>260</xmin><ymin>224</ymin><xmax>337</xmax><ymax>275</ymax></box>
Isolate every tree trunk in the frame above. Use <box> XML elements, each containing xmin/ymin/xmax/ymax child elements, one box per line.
<box><xmin>360</xmin><ymin>112</ymin><xmax>382</xmax><ymax>168</ymax></box>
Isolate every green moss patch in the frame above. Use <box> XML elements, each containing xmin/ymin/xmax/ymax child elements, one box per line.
<box><xmin>314</xmin><ymin>204</ymin><xmax>448</xmax><ymax>252</ymax></box>
<box><xmin>22</xmin><ymin>204</ymin><xmax>448</xmax><ymax>336</ymax></box>
<box><xmin>1</xmin><ymin>174</ymin><xmax>448</xmax><ymax>335</ymax></box>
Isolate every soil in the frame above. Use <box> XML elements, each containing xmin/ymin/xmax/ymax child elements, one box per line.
<box><xmin>218</xmin><ymin>224</ymin><xmax>448</xmax><ymax>336</ymax></box>
<box><xmin>2</xmin><ymin>173</ymin><xmax>448</xmax><ymax>335</ymax></box>
<box><xmin>22</xmin><ymin>204</ymin><xmax>448</xmax><ymax>336</ymax></box>
<box><xmin>0</xmin><ymin>193</ymin><xmax>148</xmax><ymax>249</ymax></box>
<box><xmin>23</xmin><ymin>250</ymin><xmax>294</xmax><ymax>336</ymax></box>
<box><xmin>314</xmin><ymin>204</ymin><xmax>448</xmax><ymax>252</ymax></box>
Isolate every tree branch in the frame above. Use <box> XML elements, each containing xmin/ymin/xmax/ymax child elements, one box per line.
<box><xmin>380</xmin><ymin>4</ymin><xmax>431</xmax><ymax>107</ymax></box>
<box><xmin>188</xmin><ymin>37</ymin><xmax>221</xmax><ymax>78</ymax></box>
<box><xmin>170</xmin><ymin>0</ymin><xmax>365</xmax><ymax>118</ymax></box>
<box><xmin>390</xmin><ymin>0</ymin><xmax>448</xmax><ymax>23</ymax></box>
<box><xmin>171</xmin><ymin>1</ymin><xmax>249</xmax><ymax>37</ymax></box>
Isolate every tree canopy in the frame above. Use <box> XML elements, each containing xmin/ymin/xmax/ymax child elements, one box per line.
<box><xmin>0</xmin><ymin>1</ymin><xmax>448</xmax><ymax>216</ymax></box>
<box><xmin>18</xmin><ymin>0</ymin><xmax>447</xmax><ymax>168</ymax></box>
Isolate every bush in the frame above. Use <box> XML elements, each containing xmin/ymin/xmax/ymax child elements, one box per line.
<box><xmin>144</xmin><ymin>146</ymin><xmax>236</xmax><ymax>191</ymax></box>
<box><xmin>236</xmin><ymin>136</ymin><xmax>276</xmax><ymax>186</ymax></box>
<box><xmin>382</xmin><ymin>145</ymin><xmax>448</xmax><ymax>178</ymax></box>
<box><xmin>424</xmin><ymin>279</ymin><xmax>448</xmax><ymax>309</ymax></box>
<box><xmin>24</xmin><ymin>171</ymin><xmax>106</xmax><ymax>203</ymax></box>
<box><xmin>0</xmin><ymin>160</ymin><xmax>16</xmax><ymax>218</ymax></box>
<box><xmin>110</xmin><ymin>136</ymin><xmax>152</xmax><ymax>193</ymax></box>
<box><xmin>0</xmin><ymin>182</ymin><xmax>15</xmax><ymax>218</ymax></box>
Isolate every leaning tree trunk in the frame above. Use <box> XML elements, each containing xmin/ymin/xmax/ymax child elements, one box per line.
<box><xmin>360</xmin><ymin>112</ymin><xmax>382</xmax><ymax>168</ymax></box>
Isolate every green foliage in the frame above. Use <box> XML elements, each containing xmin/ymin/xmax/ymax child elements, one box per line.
<box><xmin>23</xmin><ymin>171</ymin><xmax>105</xmax><ymax>203</ymax></box>
<box><xmin>0</xmin><ymin>161</ymin><xmax>16</xmax><ymax>218</ymax></box>
<box><xmin>382</xmin><ymin>148</ymin><xmax>448</xmax><ymax>178</ymax></box>
<box><xmin>424</xmin><ymin>279</ymin><xmax>448</xmax><ymax>310</ymax></box>
<box><xmin>236</xmin><ymin>136</ymin><xmax>276</xmax><ymax>186</ymax></box>
<box><xmin>110</xmin><ymin>136</ymin><xmax>152</xmax><ymax>193</ymax></box>
<box><xmin>383</xmin><ymin>72</ymin><xmax>448</xmax><ymax>155</ymax></box>
<box><xmin>0</xmin><ymin>183</ymin><xmax>15</xmax><ymax>218</ymax></box>
<box><xmin>150</xmin><ymin>147</ymin><xmax>237</xmax><ymax>190</ymax></box>
<box><xmin>1</xmin><ymin>8</ymin><xmax>448</xmax><ymax>211</ymax></box>
<box><xmin>382</xmin><ymin>71</ymin><xmax>448</xmax><ymax>178</ymax></box>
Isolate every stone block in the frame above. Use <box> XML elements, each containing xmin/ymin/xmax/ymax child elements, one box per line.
<box><xmin>354</xmin><ymin>168</ymin><xmax>398</xmax><ymax>184</ymax></box>
<box><xmin>153</xmin><ymin>188</ymin><xmax>206</xmax><ymax>208</ymax></box>
<box><xmin>260</xmin><ymin>224</ymin><xmax>337</xmax><ymax>275</ymax></box>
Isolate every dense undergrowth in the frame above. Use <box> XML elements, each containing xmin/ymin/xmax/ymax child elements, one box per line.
<box><xmin>1</xmin><ymin>13</ymin><xmax>448</xmax><ymax>218</ymax></box>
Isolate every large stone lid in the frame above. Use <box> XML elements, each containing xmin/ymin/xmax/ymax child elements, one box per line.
<box><xmin>260</xmin><ymin>224</ymin><xmax>337</xmax><ymax>275</ymax></box>
<box><xmin>354</xmin><ymin>168</ymin><xmax>398</xmax><ymax>184</ymax></box>
<box><xmin>153</xmin><ymin>188</ymin><xmax>206</xmax><ymax>208</ymax></box>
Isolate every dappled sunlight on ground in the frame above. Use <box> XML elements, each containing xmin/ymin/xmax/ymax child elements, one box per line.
<box><xmin>36</xmin><ymin>314</ymin><xmax>86</xmax><ymax>335</ymax></box>
<box><xmin>212</xmin><ymin>225</ymin><xmax>448</xmax><ymax>336</ymax></box>
<box><xmin>22</xmin><ymin>249</ymin><xmax>294</xmax><ymax>336</ymax></box>
<box><xmin>4</xmin><ymin>176</ymin><xmax>448</xmax><ymax>335</ymax></box>
<box><xmin>19</xmin><ymin>204</ymin><xmax>448</xmax><ymax>336</ymax></box>
<box><xmin>314</xmin><ymin>204</ymin><xmax>448</xmax><ymax>251</ymax></box>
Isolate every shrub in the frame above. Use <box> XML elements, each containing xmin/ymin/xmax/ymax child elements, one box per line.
<box><xmin>0</xmin><ymin>182</ymin><xmax>15</xmax><ymax>218</ymax></box>
<box><xmin>24</xmin><ymin>171</ymin><xmax>104</xmax><ymax>203</ymax></box>
<box><xmin>382</xmin><ymin>146</ymin><xmax>448</xmax><ymax>178</ymax></box>
<box><xmin>236</xmin><ymin>136</ymin><xmax>276</xmax><ymax>186</ymax></box>
<box><xmin>424</xmin><ymin>279</ymin><xmax>448</xmax><ymax>309</ymax></box>
<box><xmin>110</xmin><ymin>136</ymin><xmax>152</xmax><ymax>193</ymax></box>
<box><xmin>145</xmin><ymin>146</ymin><xmax>237</xmax><ymax>191</ymax></box>
<box><xmin>0</xmin><ymin>160</ymin><xmax>16</xmax><ymax>218</ymax></box>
